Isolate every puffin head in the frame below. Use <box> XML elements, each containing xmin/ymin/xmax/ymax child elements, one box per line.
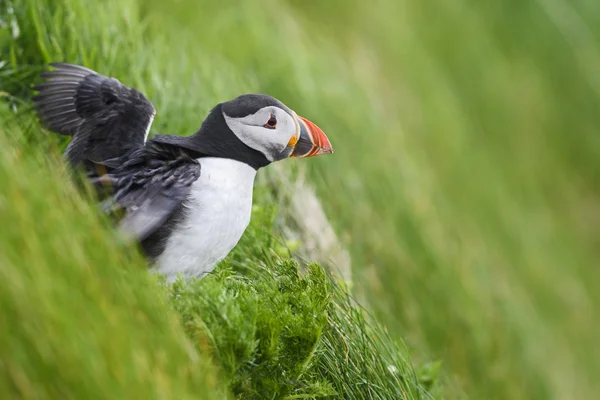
<box><xmin>188</xmin><ymin>94</ymin><xmax>333</xmax><ymax>169</ymax></box>
<box><xmin>222</xmin><ymin>94</ymin><xmax>333</xmax><ymax>162</ymax></box>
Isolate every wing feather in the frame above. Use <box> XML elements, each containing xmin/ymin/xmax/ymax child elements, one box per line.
<box><xmin>33</xmin><ymin>62</ymin><xmax>156</xmax><ymax>165</ymax></box>
<box><xmin>95</xmin><ymin>142</ymin><xmax>201</xmax><ymax>241</ymax></box>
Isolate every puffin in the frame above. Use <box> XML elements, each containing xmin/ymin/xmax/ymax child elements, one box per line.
<box><xmin>32</xmin><ymin>62</ymin><xmax>333</xmax><ymax>282</ymax></box>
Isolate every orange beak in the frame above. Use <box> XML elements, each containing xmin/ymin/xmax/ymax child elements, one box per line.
<box><xmin>289</xmin><ymin>115</ymin><xmax>333</xmax><ymax>158</ymax></box>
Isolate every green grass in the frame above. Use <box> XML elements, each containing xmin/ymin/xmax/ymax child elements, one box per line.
<box><xmin>283</xmin><ymin>2</ymin><xmax>600</xmax><ymax>399</ymax></box>
<box><xmin>0</xmin><ymin>0</ymin><xmax>433</xmax><ymax>399</ymax></box>
<box><xmin>3</xmin><ymin>0</ymin><xmax>600</xmax><ymax>398</ymax></box>
<box><xmin>0</xmin><ymin>105</ymin><xmax>226</xmax><ymax>399</ymax></box>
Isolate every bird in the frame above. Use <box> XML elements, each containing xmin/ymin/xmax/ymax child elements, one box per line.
<box><xmin>32</xmin><ymin>62</ymin><xmax>333</xmax><ymax>282</ymax></box>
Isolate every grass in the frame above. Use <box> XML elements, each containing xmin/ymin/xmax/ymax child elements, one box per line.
<box><xmin>2</xmin><ymin>0</ymin><xmax>599</xmax><ymax>398</ymax></box>
<box><xmin>282</xmin><ymin>2</ymin><xmax>600</xmax><ymax>398</ymax></box>
<box><xmin>0</xmin><ymin>0</ymin><xmax>433</xmax><ymax>399</ymax></box>
<box><xmin>0</xmin><ymin>105</ymin><xmax>226</xmax><ymax>399</ymax></box>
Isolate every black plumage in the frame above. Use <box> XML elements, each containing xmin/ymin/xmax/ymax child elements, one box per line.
<box><xmin>33</xmin><ymin>62</ymin><xmax>156</xmax><ymax>165</ymax></box>
<box><xmin>92</xmin><ymin>141</ymin><xmax>201</xmax><ymax>242</ymax></box>
<box><xmin>222</xmin><ymin>94</ymin><xmax>291</xmax><ymax>118</ymax></box>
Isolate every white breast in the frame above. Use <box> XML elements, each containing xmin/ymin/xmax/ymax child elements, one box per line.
<box><xmin>153</xmin><ymin>157</ymin><xmax>257</xmax><ymax>282</ymax></box>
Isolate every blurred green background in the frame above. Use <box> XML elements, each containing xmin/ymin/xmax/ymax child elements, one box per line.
<box><xmin>2</xmin><ymin>0</ymin><xmax>600</xmax><ymax>398</ymax></box>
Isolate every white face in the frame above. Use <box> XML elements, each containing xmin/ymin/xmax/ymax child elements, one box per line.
<box><xmin>222</xmin><ymin>106</ymin><xmax>298</xmax><ymax>161</ymax></box>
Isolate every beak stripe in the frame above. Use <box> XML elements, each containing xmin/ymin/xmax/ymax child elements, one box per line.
<box><xmin>287</xmin><ymin>134</ymin><xmax>299</xmax><ymax>147</ymax></box>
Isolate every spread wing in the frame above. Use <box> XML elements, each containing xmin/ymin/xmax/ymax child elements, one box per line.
<box><xmin>33</xmin><ymin>62</ymin><xmax>156</xmax><ymax>165</ymax></box>
<box><xmin>94</xmin><ymin>142</ymin><xmax>201</xmax><ymax>241</ymax></box>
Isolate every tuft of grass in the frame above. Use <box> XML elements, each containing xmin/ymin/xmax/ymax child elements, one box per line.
<box><xmin>170</xmin><ymin>197</ymin><xmax>431</xmax><ymax>399</ymax></box>
<box><xmin>169</xmin><ymin>262</ymin><xmax>335</xmax><ymax>399</ymax></box>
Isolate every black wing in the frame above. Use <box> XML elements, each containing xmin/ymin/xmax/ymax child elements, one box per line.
<box><xmin>33</xmin><ymin>62</ymin><xmax>156</xmax><ymax>165</ymax></box>
<box><xmin>94</xmin><ymin>141</ymin><xmax>201</xmax><ymax>241</ymax></box>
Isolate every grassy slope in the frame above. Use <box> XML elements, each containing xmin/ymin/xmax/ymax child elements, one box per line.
<box><xmin>0</xmin><ymin>107</ymin><xmax>226</xmax><ymax>398</ymax></box>
<box><xmin>138</xmin><ymin>0</ymin><xmax>600</xmax><ymax>398</ymax></box>
<box><xmin>1</xmin><ymin>0</ymin><xmax>432</xmax><ymax>399</ymax></box>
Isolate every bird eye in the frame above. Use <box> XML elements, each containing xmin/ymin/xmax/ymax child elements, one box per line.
<box><xmin>264</xmin><ymin>114</ymin><xmax>277</xmax><ymax>129</ymax></box>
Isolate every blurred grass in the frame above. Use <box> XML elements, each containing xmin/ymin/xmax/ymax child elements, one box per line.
<box><xmin>282</xmin><ymin>2</ymin><xmax>600</xmax><ymax>399</ymax></box>
<box><xmin>2</xmin><ymin>0</ymin><xmax>599</xmax><ymax>398</ymax></box>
